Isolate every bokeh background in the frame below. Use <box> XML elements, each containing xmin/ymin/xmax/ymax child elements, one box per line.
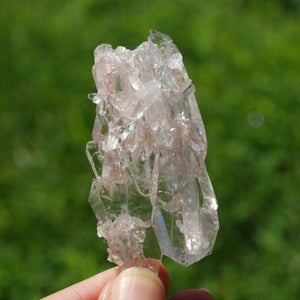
<box><xmin>1</xmin><ymin>0</ymin><xmax>299</xmax><ymax>299</ymax></box>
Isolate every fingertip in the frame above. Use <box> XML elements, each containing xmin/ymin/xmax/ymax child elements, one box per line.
<box><xmin>100</xmin><ymin>267</ymin><xmax>165</xmax><ymax>300</ymax></box>
<box><xmin>146</xmin><ymin>258</ymin><xmax>170</xmax><ymax>296</ymax></box>
<box><xmin>98</xmin><ymin>279</ymin><xmax>114</xmax><ymax>300</ymax></box>
<box><xmin>170</xmin><ymin>289</ymin><xmax>215</xmax><ymax>300</ymax></box>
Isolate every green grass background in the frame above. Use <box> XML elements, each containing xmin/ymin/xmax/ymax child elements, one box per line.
<box><xmin>1</xmin><ymin>0</ymin><xmax>299</xmax><ymax>299</ymax></box>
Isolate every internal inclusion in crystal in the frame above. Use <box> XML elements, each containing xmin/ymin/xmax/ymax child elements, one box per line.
<box><xmin>86</xmin><ymin>30</ymin><xmax>219</xmax><ymax>268</ymax></box>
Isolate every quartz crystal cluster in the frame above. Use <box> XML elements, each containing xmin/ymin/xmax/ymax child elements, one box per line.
<box><xmin>86</xmin><ymin>30</ymin><xmax>219</xmax><ymax>268</ymax></box>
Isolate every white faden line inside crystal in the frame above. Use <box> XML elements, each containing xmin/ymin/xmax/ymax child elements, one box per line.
<box><xmin>86</xmin><ymin>30</ymin><xmax>219</xmax><ymax>268</ymax></box>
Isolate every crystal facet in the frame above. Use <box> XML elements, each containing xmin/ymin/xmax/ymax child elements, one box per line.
<box><xmin>87</xmin><ymin>30</ymin><xmax>219</xmax><ymax>268</ymax></box>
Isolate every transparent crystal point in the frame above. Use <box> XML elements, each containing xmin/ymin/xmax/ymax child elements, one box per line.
<box><xmin>87</xmin><ymin>30</ymin><xmax>219</xmax><ymax>268</ymax></box>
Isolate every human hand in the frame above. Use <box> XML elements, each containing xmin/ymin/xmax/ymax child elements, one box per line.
<box><xmin>41</xmin><ymin>260</ymin><xmax>215</xmax><ymax>300</ymax></box>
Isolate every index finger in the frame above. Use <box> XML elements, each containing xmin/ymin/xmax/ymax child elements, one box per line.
<box><xmin>41</xmin><ymin>267</ymin><xmax>121</xmax><ymax>300</ymax></box>
<box><xmin>41</xmin><ymin>259</ymin><xmax>170</xmax><ymax>300</ymax></box>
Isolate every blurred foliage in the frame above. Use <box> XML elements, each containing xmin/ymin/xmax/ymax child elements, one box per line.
<box><xmin>0</xmin><ymin>0</ymin><xmax>299</xmax><ymax>299</ymax></box>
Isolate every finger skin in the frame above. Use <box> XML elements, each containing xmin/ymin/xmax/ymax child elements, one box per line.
<box><xmin>41</xmin><ymin>267</ymin><xmax>120</xmax><ymax>300</ymax></box>
<box><xmin>170</xmin><ymin>289</ymin><xmax>215</xmax><ymax>300</ymax></box>
<box><xmin>41</xmin><ymin>259</ymin><xmax>169</xmax><ymax>300</ymax></box>
<box><xmin>146</xmin><ymin>258</ymin><xmax>170</xmax><ymax>296</ymax></box>
<box><xmin>98</xmin><ymin>267</ymin><xmax>165</xmax><ymax>300</ymax></box>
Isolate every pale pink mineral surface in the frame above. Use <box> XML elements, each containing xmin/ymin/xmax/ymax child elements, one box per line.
<box><xmin>87</xmin><ymin>30</ymin><xmax>219</xmax><ymax>268</ymax></box>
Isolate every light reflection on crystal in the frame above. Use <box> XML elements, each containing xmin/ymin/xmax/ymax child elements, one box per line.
<box><xmin>87</xmin><ymin>30</ymin><xmax>219</xmax><ymax>268</ymax></box>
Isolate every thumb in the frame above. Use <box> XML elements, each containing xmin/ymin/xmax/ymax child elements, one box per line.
<box><xmin>98</xmin><ymin>267</ymin><xmax>166</xmax><ymax>300</ymax></box>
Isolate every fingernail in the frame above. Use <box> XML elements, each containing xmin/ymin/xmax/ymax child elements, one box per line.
<box><xmin>99</xmin><ymin>267</ymin><xmax>165</xmax><ymax>300</ymax></box>
<box><xmin>98</xmin><ymin>279</ymin><xmax>115</xmax><ymax>300</ymax></box>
